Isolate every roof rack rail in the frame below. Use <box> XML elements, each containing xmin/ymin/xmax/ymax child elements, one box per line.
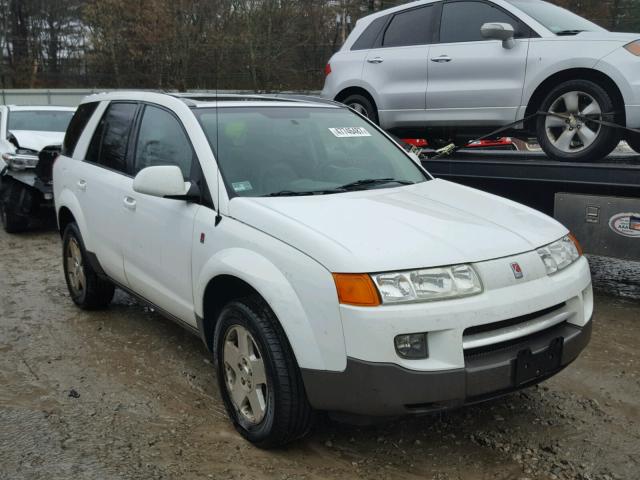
<box><xmin>167</xmin><ymin>92</ymin><xmax>346</xmax><ymax>108</ymax></box>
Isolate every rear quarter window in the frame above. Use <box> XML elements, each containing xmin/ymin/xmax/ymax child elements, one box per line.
<box><xmin>62</xmin><ymin>102</ymin><xmax>99</xmax><ymax>157</ymax></box>
<box><xmin>351</xmin><ymin>16</ymin><xmax>389</xmax><ymax>50</ymax></box>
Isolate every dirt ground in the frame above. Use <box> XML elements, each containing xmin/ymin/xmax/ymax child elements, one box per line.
<box><xmin>0</xmin><ymin>228</ymin><xmax>638</xmax><ymax>480</ymax></box>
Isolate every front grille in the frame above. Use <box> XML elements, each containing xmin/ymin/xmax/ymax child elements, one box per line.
<box><xmin>462</xmin><ymin>303</ymin><xmax>567</xmax><ymax>359</ymax></box>
<box><xmin>464</xmin><ymin>303</ymin><xmax>565</xmax><ymax>337</ymax></box>
<box><xmin>464</xmin><ymin>320</ymin><xmax>568</xmax><ymax>360</ymax></box>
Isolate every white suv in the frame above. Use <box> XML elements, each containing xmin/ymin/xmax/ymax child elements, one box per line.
<box><xmin>322</xmin><ymin>0</ymin><xmax>640</xmax><ymax>161</ymax></box>
<box><xmin>54</xmin><ymin>92</ymin><xmax>593</xmax><ymax>447</ymax></box>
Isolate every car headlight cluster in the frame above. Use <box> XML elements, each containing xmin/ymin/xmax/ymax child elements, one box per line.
<box><xmin>372</xmin><ymin>264</ymin><xmax>482</xmax><ymax>304</ymax></box>
<box><xmin>537</xmin><ymin>235</ymin><xmax>582</xmax><ymax>275</ymax></box>
<box><xmin>2</xmin><ymin>150</ymin><xmax>39</xmax><ymax>170</ymax></box>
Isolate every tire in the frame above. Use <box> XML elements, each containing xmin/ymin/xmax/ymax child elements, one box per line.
<box><xmin>341</xmin><ymin>93</ymin><xmax>379</xmax><ymax>124</ymax></box>
<box><xmin>214</xmin><ymin>295</ymin><xmax>313</xmax><ymax>448</ymax></box>
<box><xmin>0</xmin><ymin>201</ymin><xmax>28</xmax><ymax>233</ymax></box>
<box><xmin>536</xmin><ymin>79</ymin><xmax>621</xmax><ymax>161</ymax></box>
<box><xmin>62</xmin><ymin>222</ymin><xmax>115</xmax><ymax>310</ymax></box>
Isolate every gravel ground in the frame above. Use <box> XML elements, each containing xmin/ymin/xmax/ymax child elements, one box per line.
<box><xmin>0</xmin><ymin>229</ymin><xmax>638</xmax><ymax>480</ymax></box>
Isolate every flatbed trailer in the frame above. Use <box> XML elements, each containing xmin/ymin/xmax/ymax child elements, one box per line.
<box><xmin>421</xmin><ymin>151</ymin><xmax>640</xmax><ymax>260</ymax></box>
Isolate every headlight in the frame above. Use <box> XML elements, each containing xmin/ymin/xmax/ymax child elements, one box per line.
<box><xmin>1</xmin><ymin>152</ymin><xmax>39</xmax><ymax>170</ymax></box>
<box><xmin>372</xmin><ymin>264</ymin><xmax>483</xmax><ymax>304</ymax></box>
<box><xmin>624</xmin><ymin>40</ymin><xmax>640</xmax><ymax>56</ymax></box>
<box><xmin>537</xmin><ymin>234</ymin><xmax>582</xmax><ymax>275</ymax></box>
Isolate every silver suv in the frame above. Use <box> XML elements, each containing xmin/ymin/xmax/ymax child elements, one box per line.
<box><xmin>322</xmin><ymin>0</ymin><xmax>640</xmax><ymax>161</ymax></box>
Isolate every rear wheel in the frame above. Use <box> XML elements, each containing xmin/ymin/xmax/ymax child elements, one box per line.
<box><xmin>536</xmin><ymin>79</ymin><xmax>620</xmax><ymax>161</ymax></box>
<box><xmin>214</xmin><ymin>295</ymin><xmax>313</xmax><ymax>448</ymax></box>
<box><xmin>341</xmin><ymin>93</ymin><xmax>379</xmax><ymax>124</ymax></box>
<box><xmin>62</xmin><ymin>222</ymin><xmax>115</xmax><ymax>309</ymax></box>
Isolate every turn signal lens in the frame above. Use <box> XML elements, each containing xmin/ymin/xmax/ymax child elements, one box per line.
<box><xmin>333</xmin><ymin>273</ymin><xmax>381</xmax><ymax>307</ymax></box>
<box><xmin>569</xmin><ymin>233</ymin><xmax>584</xmax><ymax>256</ymax></box>
<box><xmin>624</xmin><ymin>40</ymin><xmax>640</xmax><ymax>56</ymax></box>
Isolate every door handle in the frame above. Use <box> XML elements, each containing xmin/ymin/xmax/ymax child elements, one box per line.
<box><xmin>431</xmin><ymin>55</ymin><xmax>452</xmax><ymax>63</ymax></box>
<box><xmin>367</xmin><ymin>57</ymin><xmax>384</xmax><ymax>64</ymax></box>
<box><xmin>77</xmin><ymin>179</ymin><xmax>87</xmax><ymax>191</ymax></box>
<box><xmin>123</xmin><ymin>196</ymin><xmax>137</xmax><ymax>211</ymax></box>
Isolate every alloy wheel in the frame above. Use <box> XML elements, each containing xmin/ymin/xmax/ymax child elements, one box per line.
<box><xmin>348</xmin><ymin>102</ymin><xmax>369</xmax><ymax>118</ymax></box>
<box><xmin>545</xmin><ymin>91</ymin><xmax>603</xmax><ymax>153</ymax></box>
<box><xmin>65</xmin><ymin>237</ymin><xmax>86</xmax><ymax>297</ymax></box>
<box><xmin>223</xmin><ymin>325</ymin><xmax>269</xmax><ymax>424</ymax></box>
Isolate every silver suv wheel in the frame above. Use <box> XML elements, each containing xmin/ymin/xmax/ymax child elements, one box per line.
<box><xmin>348</xmin><ymin>102</ymin><xmax>370</xmax><ymax>118</ymax></box>
<box><xmin>223</xmin><ymin>325</ymin><xmax>268</xmax><ymax>424</ymax></box>
<box><xmin>544</xmin><ymin>91</ymin><xmax>602</xmax><ymax>153</ymax></box>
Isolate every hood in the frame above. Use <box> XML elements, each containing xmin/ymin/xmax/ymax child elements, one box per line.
<box><xmin>8</xmin><ymin>130</ymin><xmax>64</xmax><ymax>152</ymax></box>
<box><xmin>228</xmin><ymin>179</ymin><xmax>567</xmax><ymax>273</ymax></box>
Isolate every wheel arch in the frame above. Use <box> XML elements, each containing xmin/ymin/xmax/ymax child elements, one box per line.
<box><xmin>524</xmin><ymin>68</ymin><xmax>625</xmax><ymax>132</ymax></box>
<box><xmin>334</xmin><ymin>86</ymin><xmax>378</xmax><ymax>112</ymax></box>
<box><xmin>196</xmin><ymin>248</ymin><xmax>344</xmax><ymax>371</ymax></box>
<box><xmin>57</xmin><ymin>206</ymin><xmax>75</xmax><ymax>237</ymax></box>
<box><xmin>56</xmin><ymin>189</ymin><xmax>92</xmax><ymax>250</ymax></box>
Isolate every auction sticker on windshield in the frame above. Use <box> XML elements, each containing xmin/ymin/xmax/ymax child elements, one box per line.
<box><xmin>609</xmin><ymin>212</ymin><xmax>640</xmax><ymax>238</ymax></box>
<box><xmin>329</xmin><ymin>127</ymin><xmax>371</xmax><ymax>138</ymax></box>
<box><xmin>232</xmin><ymin>181</ymin><xmax>253</xmax><ymax>193</ymax></box>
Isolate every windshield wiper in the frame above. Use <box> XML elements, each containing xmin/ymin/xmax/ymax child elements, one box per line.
<box><xmin>556</xmin><ymin>29</ymin><xmax>585</xmax><ymax>36</ymax></box>
<box><xmin>265</xmin><ymin>189</ymin><xmax>346</xmax><ymax>197</ymax></box>
<box><xmin>337</xmin><ymin>178</ymin><xmax>415</xmax><ymax>190</ymax></box>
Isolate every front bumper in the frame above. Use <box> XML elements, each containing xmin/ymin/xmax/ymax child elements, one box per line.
<box><xmin>302</xmin><ymin>318</ymin><xmax>592</xmax><ymax>416</ymax></box>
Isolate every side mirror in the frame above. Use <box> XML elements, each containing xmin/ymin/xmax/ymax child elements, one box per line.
<box><xmin>481</xmin><ymin>22</ymin><xmax>516</xmax><ymax>49</ymax></box>
<box><xmin>133</xmin><ymin>165</ymin><xmax>189</xmax><ymax>199</ymax></box>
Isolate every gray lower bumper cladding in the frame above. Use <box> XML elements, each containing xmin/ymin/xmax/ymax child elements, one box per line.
<box><xmin>301</xmin><ymin>320</ymin><xmax>592</xmax><ymax>416</ymax></box>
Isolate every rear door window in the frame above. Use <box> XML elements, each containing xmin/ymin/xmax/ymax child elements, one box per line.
<box><xmin>383</xmin><ymin>5</ymin><xmax>436</xmax><ymax>48</ymax></box>
<box><xmin>440</xmin><ymin>1</ymin><xmax>527</xmax><ymax>43</ymax></box>
<box><xmin>62</xmin><ymin>102</ymin><xmax>99</xmax><ymax>157</ymax></box>
<box><xmin>86</xmin><ymin>102</ymin><xmax>138</xmax><ymax>174</ymax></box>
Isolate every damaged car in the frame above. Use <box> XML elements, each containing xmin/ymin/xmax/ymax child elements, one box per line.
<box><xmin>0</xmin><ymin>105</ymin><xmax>75</xmax><ymax>232</ymax></box>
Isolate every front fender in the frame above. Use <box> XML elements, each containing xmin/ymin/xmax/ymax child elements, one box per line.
<box><xmin>195</xmin><ymin>246</ymin><xmax>347</xmax><ymax>372</ymax></box>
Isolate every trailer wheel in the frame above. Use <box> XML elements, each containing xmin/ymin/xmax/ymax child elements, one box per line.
<box><xmin>0</xmin><ymin>201</ymin><xmax>28</xmax><ymax>233</ymax></box>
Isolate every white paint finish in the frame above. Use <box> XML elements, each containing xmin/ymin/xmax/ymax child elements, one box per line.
<box><xmin>192</xmin><ymin>208</ymin><xmax>346</xmax><ymax>371</ymax></box>
<box><xmin>54</xmin><ymin>91</ymin><xmax>591</xmax><ymax>376</ymax></box>
<box><xmin>228</xmin><ymin>179</ymin><xmax>567</xmax><ymax>273</ymax></box>
<box><xmin>132</xmin><ymin>166</ymin><xmax>189</xmax><ymax>198</ymax></box>
<box><xmin>339</xmin><ymin>257</ymin><xmax>591</xmax><ymax>370</ymax></box>
<box><xmin>0</xmin><ymin>105</ymin><xmax>75</xmax><ymax>168</ymax></box>
<box><xmin>122</xmin><ymin>176</ymin><xmax>200</xmax><ymax>323</ymax></box>
<box><xmin>6</xmin><ymin>130</ymin><xmax>65</xmax><ymax>151</ymax></box>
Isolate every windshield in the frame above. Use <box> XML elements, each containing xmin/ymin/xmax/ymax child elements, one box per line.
<box><xmin>508</xmin><ymin>0</ymin><xmax>605</xmax><ymax>34</ymax></box>
<box><xmin>8</xmin><ymin>110</ymin><xmax>74</xmax><ymax>133</ymax></box>
<box><xmin>195</xmin><ymin>106</ymin><xmax>428</xmax><ymax>197</ymax></box>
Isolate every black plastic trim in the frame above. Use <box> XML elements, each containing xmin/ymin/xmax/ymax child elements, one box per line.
<box><xmin>301</xmin><ymin>319</ymin><xmax>591</xmax><ymax>416</ymax></box>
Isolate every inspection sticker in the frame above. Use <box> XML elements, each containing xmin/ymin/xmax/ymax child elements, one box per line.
<box><xmin>609</xmin><ymin>212</ymin><xmax>640</xmax><ymax>238</ymax></box>
<box><xmin>232</xmin><ymin>181</ymin><xmax>253</xmax><ymax>193</ymax></box>
<box><xmin>329</xmin><ymin>127</ymin><xmax>371</xmax><ymax>138</ymax></box>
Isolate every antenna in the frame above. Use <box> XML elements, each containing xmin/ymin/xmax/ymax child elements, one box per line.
<box><xmin>214</xmin><ymin>48</ymin><xmax>222</xmax><ymax>227</ymax></box>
